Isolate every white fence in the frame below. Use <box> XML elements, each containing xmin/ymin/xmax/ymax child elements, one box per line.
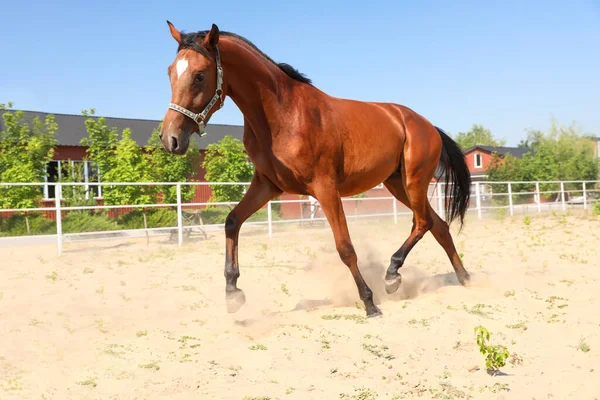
<box><xmin>0</xmin><ymin>180</ymin><xmax>599</xmax><ymax>256</ymax></box>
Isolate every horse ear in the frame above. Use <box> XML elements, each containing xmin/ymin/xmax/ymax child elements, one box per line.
<box><xmin>167</xmin><ymin>20</ymin><xmax>182</xmax><ymax>44</ymax></box>
<box><xmin>203</xmin><ymin>23</ymin><xmax>220</xmax><ymax>49</ymax></box>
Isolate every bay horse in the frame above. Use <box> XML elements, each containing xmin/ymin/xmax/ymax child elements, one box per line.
<box><xmin>159</xmin><ymin>22</ymin><xmax>472</xmax><ymax>317</ymax></box>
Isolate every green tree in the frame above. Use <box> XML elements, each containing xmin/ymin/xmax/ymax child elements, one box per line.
<box><xmin>102</xmin><ymin>128</ymin><xmax>156</xmax><ymax>206</ymax></box>
<box><xmin>454</xmin><ymin>124</ymin><xmax>506</xmax><ymax>150</ymax></box>
<box><xmin>486</xmin><ymin>118</ymin><xmax>599</xmax><ymax>204</ymax></box>
<box><xmin>201</xmin><ymin>135</ymin><xmax>254</xmax><ymax>204</ymax></box>
<box><xmin>102</xmin><ymin>129</ymin><xmax>157</xmax><ymax>240</ymax></box>
<box><xmin>80</xmin><ymin>108</ymin><xmax>118</xmax><ymax>179</ymax></box>
<box><xmin>0</xmin><ymin>102</ymin><xmax>58</xmax><ymax>233</ymax></box>
<box><xmin>145</xmin><ymin>123</ymin><xmax>201</xmax><ymax>204</ymax></box>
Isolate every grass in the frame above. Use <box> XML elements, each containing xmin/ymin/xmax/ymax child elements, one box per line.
<box><xmin>321</xmin><ymin>313</ymin><xmax>367</xmax><ymax>324</ymax></box>
<box><xmin>362</xmin><ymin>343</ymin><xmax>394</xmax><ymax>360</ymax></box>
<box><xmin>138</xmin><ymin>361</ymin><xmax>160</xmax><ymax>370</ymax></box>
<box><xmin>577</xmin><ymin>338</ymin><xmax>591</xmax><ymax>353</ymax></box>
<box><xmin>76</xmin><ymin>378</ymin><xmax>97</xmax><ymax>387</ymax></box>
<box><xmin>506</xmin><ymin>321</ymin><xmax>528</xmax><ymax>331</ymax></box>
<box><xmin>339</xmin><ymin>387</ymin><xmax>378</xmax><ymax>400</ymax></box>
<box><xmin>463</xmin><ymin>304</ymin><xmax>496</xmax><ymax>319</ymax></box>
<box><xmin>249</xmin><ymin>344</ymin><xmax>267</xmax><ymax>351</ymax></box>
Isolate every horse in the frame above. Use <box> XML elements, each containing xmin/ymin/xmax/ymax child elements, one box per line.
<box><xmin>159</xmin><ymin>22</ymin><xmax>472</xmax><ymax>318</ymax></box>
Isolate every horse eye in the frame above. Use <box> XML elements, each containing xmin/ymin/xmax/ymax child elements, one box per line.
<box><xmin>194</xmin><ymin>73</ymin><xmax>205</xmax><ymax>84</ymax></box>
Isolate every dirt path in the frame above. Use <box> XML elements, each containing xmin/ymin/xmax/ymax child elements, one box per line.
<box><xmin>1</xmin><ymin>212</ymin><xmax>599</xmax><ymax>399</ymax></box>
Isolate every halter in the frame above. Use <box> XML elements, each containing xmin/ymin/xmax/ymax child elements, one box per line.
<box><xmin>167</xmin><ymin>46</ymin><xmax>225</xmax><ymax>138</ymax></box>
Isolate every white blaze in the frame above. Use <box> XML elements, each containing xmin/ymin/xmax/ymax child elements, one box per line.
<box><xmin>176</xmin><ymin>58</ymin><xmax>188</xmax><ymax>79</ymax></box>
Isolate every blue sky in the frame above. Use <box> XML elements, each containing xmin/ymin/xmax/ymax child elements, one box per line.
<box><xmin>1</xmin><ymin>0</ymin><xmax>599</xmax><ymax>145</ymax></box>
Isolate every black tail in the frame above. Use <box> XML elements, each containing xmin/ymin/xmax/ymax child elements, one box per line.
<box><xmin>435</xmin><ymin>126</ymin><xmax>471</xmax><ymax>230</ymax></box>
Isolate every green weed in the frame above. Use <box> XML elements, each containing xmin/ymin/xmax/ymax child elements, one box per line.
<box><xmin>474</xmin><ymin>325</ymin><xmax>510</xmax><ymax>375</ymax></box>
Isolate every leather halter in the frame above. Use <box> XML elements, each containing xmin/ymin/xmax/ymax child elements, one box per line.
<box><xmin>167</xmin><ymin>46</ymin><xmax>224</xmax><ymax>137</ymax></box>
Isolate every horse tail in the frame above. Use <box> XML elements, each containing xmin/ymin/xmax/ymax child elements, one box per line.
<box><xmin>435</xmin><ymin>126</ymin><xmax>471</xmax><ymax>230</ymax></box>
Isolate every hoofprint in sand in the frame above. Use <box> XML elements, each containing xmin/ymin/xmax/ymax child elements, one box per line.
<box><xmin>1</xmin><ymin>212</ymin><xmax>598</xmax><ymax>399</ymax></box>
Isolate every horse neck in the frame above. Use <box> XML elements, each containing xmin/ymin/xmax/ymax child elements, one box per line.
<box><xmin>220</xmin><ymin>37</ymin><xmax>294</xmax><ymax>141</ymax></box>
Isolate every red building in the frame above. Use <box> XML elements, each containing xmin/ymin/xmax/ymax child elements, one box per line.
<box><xmin>462</xmin><ymin>145</ymin><xmax>533</xmax><ymax>182</ymax></box>
<box><xmin>0</xmin><ymin>109</ymin><xmax>247</xmax><ymax>205</ymax></box>
<box><xmin>0</xmin><ymin>109</ymin><xmax>397</xmax><ymax>220</ymax></box>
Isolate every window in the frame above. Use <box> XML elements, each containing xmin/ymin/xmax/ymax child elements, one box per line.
<box><xmin>474</xmin><ymin>153</ymin><xmax>482</xmax><ymax>169</ymax></box>
<box><xmin>44</xmin><ymin>160</ymin><xmax>101</xmax><ymax>199</ymax></box>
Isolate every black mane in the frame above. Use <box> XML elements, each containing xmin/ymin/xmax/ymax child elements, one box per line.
<box><xmin>177</xmin><ymin>30</ymin><xmax>312</xmax><ymax>86</ymax></box>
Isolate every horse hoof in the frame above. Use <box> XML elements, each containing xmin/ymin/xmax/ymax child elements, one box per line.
<box><xmin>226</xmin><ymin>289</ymin><xmax>246</xmax><ymax>313</ymax></box>
<box><xmin>384</xmin><ymin>275</ymin><xmax>402</xmax><ymax>294</ymax></box>
<box><xmin>458</xmin><ymin>272</ymin><xmax>471</xmax><ymax>287</ymax></box>
<box><xmin>367</xmin><ymin>306</ymin><xmax>383</xmax><ymax>318</ymax></box>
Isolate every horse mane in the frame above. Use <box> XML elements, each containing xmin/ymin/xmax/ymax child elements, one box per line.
<box><xmin>177</xmin><ymin>30</ymin><xmax>312</xmax><ymax>86</ymax></box>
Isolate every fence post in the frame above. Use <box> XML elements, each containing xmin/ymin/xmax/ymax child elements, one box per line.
<box><xmin>560</xmin><ymin>182</ymin><xmax>566</xmax><ymax>211</ymax></box>
<box><xmin>475</xmin><ymin>182</ymin><xmax>482</xmax><ymax>220</ymax></box>
<box><xmin>267</xmin><ymin>200</ymin><xmax>273</xmax><ymax>237</ymax></box>
<box><xmin>508</xmin><ymin>182</ymin><xmax>513</xmax><ymax>216</ymax></box>
<box><xmin>535</xmin><ymin>182</ymin><xmax>541</xmax><ymax>213</ymax></box>
<box><xmin>583</xmin><ymin>182</ymin><xmax>587</xmax><ymax>210</ymax></box>
<box><xmin>176</xmin><ymin>183</ymin><xmax>183</xmax><ymax>247</ymax></box>
<box><xmin>437</xmin><ymin>183</ymin><xmax>444</xmax><ymax>221</ymax></box>
<box><xmin>56</xmin><ymin>184</ymin><xmax>63</xmax><ymax>256</ymax></box>
<box><xmin>393</xmin><ymin>198</ymin><xmax>398</xmax><ymax>224</ymax></box>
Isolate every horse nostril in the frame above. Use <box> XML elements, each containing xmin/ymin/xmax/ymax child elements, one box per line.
<box><xmin>169</xmin><ymin>136</ymin><xmax>178</xmax><ymax>151</ymax></box>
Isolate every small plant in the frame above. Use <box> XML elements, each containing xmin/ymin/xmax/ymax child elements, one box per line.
<box><xmin>474</xmin><ymin>325</ymin><xmax>510</xmax><ymax>375</ymax></box>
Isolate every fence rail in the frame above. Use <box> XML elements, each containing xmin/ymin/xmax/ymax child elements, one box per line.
<box><xmin>1</xmin><ymin>180</ymin><xmax>599</xmax><ymax>256</ymax></box>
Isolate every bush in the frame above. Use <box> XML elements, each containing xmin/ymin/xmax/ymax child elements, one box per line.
<box><xmin>62</xmin><ymin>212</ymin><xmax>121</xmax><ymax>234</ymax></box>
<box><xmin>117</xmin><ymin>208</ymin><xmax>178</xmax><ymax>230</ymax></box>
<box><xmin>593</xmin><ymin>201</ymin><xmax>600</xmax><ymax>216</ymax></box>
<box><xmin>197</xmin><ymin>206</ymin><xmax>282</xmax><ymax>225</ymax></box>
<box><xmin>199</xmin><ymin>207</ymin><xmax>230</xmax><ymax>224</ymax></box>
<box><xmin>0</xmin><ymin>213</ymin><xmax>56</xmax><ymax>237</ymax></box>
<box><xmin>148</xmin><ymin>208</ymin><xmax>178</xmax><ymax>227</ymax></box>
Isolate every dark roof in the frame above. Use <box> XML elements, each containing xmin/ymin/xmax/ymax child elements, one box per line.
<box><xmin>463</xmin><ymin>145</ymin><xmax>532</xmax><ymax>159</ymax></box>
<box><xmin>0</xmin><ymin>109</ymin><xmax>244</xmax><ymax>148</ymax></box>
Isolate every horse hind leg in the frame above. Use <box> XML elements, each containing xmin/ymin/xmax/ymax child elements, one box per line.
<box><xmin>383</xmin><ymin>173</ymin><xmax>470</xmax><ymax>293</ymax></box>
<box><xmin>382</xmin><ymin>173</ymin><xmax>433</xmax><ymax>294</ymax></box>
<box><xmin>428</xmin><ymin>206</ymin><xmax>471</xmax><ymax>286</ymax></box>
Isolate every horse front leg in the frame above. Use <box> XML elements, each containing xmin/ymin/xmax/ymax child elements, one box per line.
<box><xmin>224</xmin><ymin>173</ymin><xmax>282</xmax><ymax>313</ymax></box>
<box><xmin>312</xmin><ymin>182</ymin><xmax>382</xmax><ymax>317</ymax></box>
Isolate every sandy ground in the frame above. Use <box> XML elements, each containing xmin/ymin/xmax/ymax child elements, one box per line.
<box><xmin>1</xmin><ymin>211</ymin><xmax>599</xmax><ymax>400</ymax></box>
